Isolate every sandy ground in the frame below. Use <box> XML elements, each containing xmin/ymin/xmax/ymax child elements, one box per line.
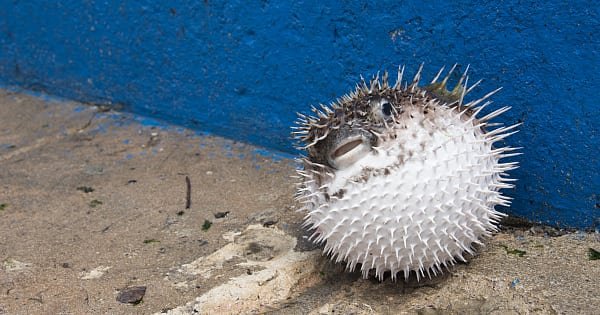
<box><xmin>0</xmin><ymin>90</ymin><xmax>599</xmax><ymax>315</ymax></box>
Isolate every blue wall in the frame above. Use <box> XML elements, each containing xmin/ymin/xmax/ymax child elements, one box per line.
<box><xmin>0</xmin><ymin>1</ymin><xmax>598</xmax><ymax>228</ymax></box>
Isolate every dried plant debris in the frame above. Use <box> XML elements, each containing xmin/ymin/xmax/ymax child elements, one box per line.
<box><xmin>202</xmin><ymin>220</ymin><xmax>212</xmax><ymax>231</ymax></box>
<box><xmin>0</xmin><ymin>203</ymin><xmax>7</xmax><ymax>211</ymax></box>
<box><xmin>500</xmin><ymin>245</ymin><xmax>526</xmax><ymax>257</ymax></box>
<box><xmin>588</xmin><ymin>248</ymin><xmax>600</xmax><ymax>260</ymax></box>
<box><xmin>185</xmin><ymin>176</ymin><xmax>191</xmax><ymax>209</ymax></box>
<box><xmin>143</xmin><ymin>239</ymin><xmax>160</xmax><ymax>244</ymax></box>
<box><xmin>89</xmin><ymin>200</ymin><xmax>103</xmax><ymax>208</ymax></box>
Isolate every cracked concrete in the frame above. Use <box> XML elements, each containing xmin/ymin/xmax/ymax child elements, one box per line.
<box><xmin>0</xmin><ymin>90</ymin><xmax>599</xmax><ymax>314</ymax></box>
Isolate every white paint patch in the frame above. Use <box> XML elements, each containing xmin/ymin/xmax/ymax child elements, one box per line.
<box><xmin>221</xmin><ymin>230</ymin><xmax>241</xmax><ymax>242</ymax></box>
<box><xmin>178</xmin><ymin>241</ymin><xmax>239</xmax><ymax>279</ymax></box>
<box><xmin>163</xmin><ymin>225</ymin><xmax>320</xmax><ymax>315</ymax></box>
<box><xmin>80</xmin><ymin>266</ymin><xmax>111</xmax><ymax>280</ymax></box>
<box><xmin>3</xmin><ymin>259</ymin><xmax>32</xmax><ymax>272</ymax></box>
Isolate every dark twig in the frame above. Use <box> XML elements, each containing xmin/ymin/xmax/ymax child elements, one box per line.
<box><xmin>77</xmin><ymin>112</ymin><xmax>97</xmax><ymax>132</ymax></box>
<box><xmin>185</xmin><ymin>176</ymin><xmax>191</xmax><ymax>209</ymax></box>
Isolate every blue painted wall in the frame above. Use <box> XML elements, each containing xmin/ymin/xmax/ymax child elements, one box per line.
<box><xmin>0</xmin><ymin>1</ymin><xmax>598</xmax><ymax>228</ymax></box>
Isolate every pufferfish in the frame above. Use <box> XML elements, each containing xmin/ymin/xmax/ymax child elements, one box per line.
<box><xmin>292</xmin><ymin>64</ymin><xmax>520</xmax><ymax>281</ymax></box>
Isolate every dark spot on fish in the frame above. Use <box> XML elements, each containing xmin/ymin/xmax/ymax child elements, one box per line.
<box><xmin>332</xmin><ymin>189</ymin><xmax>346</xmax><ymax>199</ymax></box>
<box><xmin>355</xmin><ymin>167</ymin><xmax>375</xmax><ymax>183</ymax></box>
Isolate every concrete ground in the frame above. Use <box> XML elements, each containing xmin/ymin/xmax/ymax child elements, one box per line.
<box><xmin>0</xmin><ymin>90</ymin><xmax>599</xmax><ymax>315</ymax></box>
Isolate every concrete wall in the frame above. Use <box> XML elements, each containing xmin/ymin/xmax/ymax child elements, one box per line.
<box><xmin>0</xmin><ymin>1</ymin><xmax>598</xmax><ymax>228</ymax></box>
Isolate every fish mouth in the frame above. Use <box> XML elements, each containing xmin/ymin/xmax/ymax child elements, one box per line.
<box><xmin>327</xmin><ymin>135</ymin><xmax>371</xmax><ymax>169</ymax></box>
<box><xmin>332</xmin><ymin>138</ymin><xmax>364</xmax><ymax>158</ymax></box>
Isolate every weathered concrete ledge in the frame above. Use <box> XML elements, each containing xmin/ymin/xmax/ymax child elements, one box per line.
<box><xmin>0</xmin><ymin>90</ymin><xmax>599</xmax><ymax>314</ymax></box>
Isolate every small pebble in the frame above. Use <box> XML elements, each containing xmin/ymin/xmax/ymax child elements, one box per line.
<box><xmin>510</xmin><ymin>278</ymin><xmax>520</xmax><ymax>289</ymax></box>
<box><xmin>263</xmin><ymin>220</ymin><xmax>278</xmax><ymax>227</ymax></box>
<box><xmin>214</xmin><ymin>211</ymin><xmax>230</xmax><ymax>219</ymax></box>
<box><xmin>116</xmin><ymin>286</ymin><xmax>146</xmax><ymax>304</ymax></box>
<box><xmin>76</xmin><ymin>186</ymin><xmax>94</xmax><ymax>193</ymax></box>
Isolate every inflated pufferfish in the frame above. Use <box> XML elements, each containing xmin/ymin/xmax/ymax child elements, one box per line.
<box><xmin>292</xmin><ymin>65</ymin><xmax>520</xmax><ymax>281</ymax></box>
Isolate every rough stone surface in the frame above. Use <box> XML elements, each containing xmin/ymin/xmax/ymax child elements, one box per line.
<box><xmin>116</xmin><ymin>286</ymin><xmax>146</xmax><ymax>304</ymax></box>
<box><xmin>0</xmin><ymin>91</ymin><xmax>599</xmax><ymax>314</ymax></box>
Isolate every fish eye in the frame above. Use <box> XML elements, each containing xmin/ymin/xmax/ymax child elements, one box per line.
<box><xmin>370</xmin><ymin>98</ymin><xmax>394</xmax><ymax>122</ymax></box>
<box><xmin>381</xmin><ymin>102</ymin><xmax>392</xmax><ymax>116</ymax></box>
